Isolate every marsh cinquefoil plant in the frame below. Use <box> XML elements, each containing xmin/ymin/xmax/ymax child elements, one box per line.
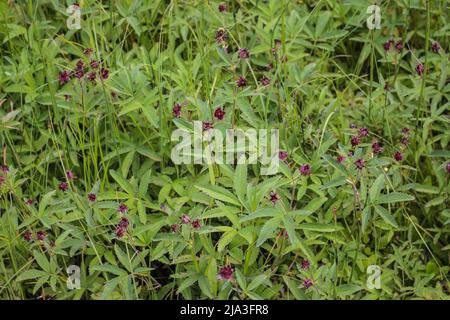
<box><xmin>0</xmin><ymin>1</ymin><xmax>449</xmax><ymax>300</ymax></box>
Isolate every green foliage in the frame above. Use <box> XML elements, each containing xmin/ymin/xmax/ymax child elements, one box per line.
<box><xmin>0</xmin><ymin>0</ymin><xmax>448</xmax><ymax>300</ymax></box>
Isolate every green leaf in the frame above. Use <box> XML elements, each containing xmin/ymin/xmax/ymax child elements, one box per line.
<box><xmin>369</xmin><ymin>174</ymin><xmax>384</xmax><ymax>203</ymax></box>
<box><xmin>195</xmin><ymin>184</ymin><xmax>240</xmax><ymax>206</ymax></box>
<box><xmin>110</xmin><ymin>170</ymin><xmax>135</xmax><ymax>195</ymax></box>
<box><xmin>16</xmin><ymin>269</ymin><xmax>47</xmax><ymax>281</ymax></box>
<box><xmin>374</xmin><ymin>205</ymin><xmax>399</xmax><ymax>228</ymax></box>
<box><xmin>298</xmin><ymin>223</ymin><xmax>343</xmax><ymax>232</ymax></box>
<box><xmin>256</xmin><ymin>217</ymin><xmax>281</xmax><ymax>246</ymax></box>
<box><xmin>376</xmin><ymin>192</ymin><xmax>414</xmax><ymax>204</ymax></box>
<box><xmin>234</xmin><ymin>164</ymin><xmax>247</xmax><ymax>207</ymax></box>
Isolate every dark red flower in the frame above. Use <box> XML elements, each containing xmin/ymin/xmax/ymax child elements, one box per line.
<box><xmin>202</xmin><ymin>121</ymin><xmax>214</xmax><ymax>131</ymax></box>
<box><xmin>1</xmin><ymin>165</ymin><xmax>9</xmax><ymax>174</ymax></box>
<box><xmin>400</xmin><ymin>137</ymin><xmax>409</xmax><ymax>145</ymax></box>
<box><xmin>0</xmin><ymin>175</ymin><xmax>5</xmax><ymax>186</ymax></box>
<box><xmin>215</xmin><ymin>28</ymin><xmax>228</xmax><ymax>45</ymax></box>
<box><xmin>25</xmin><ymin>199</ymin><xmax>33</xmax><ymax>206</ymax></box>
<box><xmin>87</xmin><ymin>193</ymin><xmax>97</xmax><ymax>202</ymax></box>
<box><xmin>181</xmin><ymin>214</ymin><xmax>191</xmax><ymax>224</ymax></box>
<box><xmin>336</xmin><ymin>155</ymin><xmax>345</xmax><ymax>163</ymax></box>
<box><xmin>36</xmin><ymin>231</ymin><xmax>46</xmax><ymax>241</ymax></box>
<box><xmin>111</xmin><ymin>91</ymin><xmax>118</xmax><ymax>99</ymax></box>
<box><xmin>431</xmin><ymin>42</ymin><xmax>441</xmax><ymax>53</ymax></box>
<box><xmin>303</xmin><ymin>278</ymin><xmax>313</xmax><ymax>289</ymax></box>
<box><xmin>66</xmin><ymin>170</ymin><xmax>75</xmax><ymax>180</ymax></box>
<box><xmin>274</xmin><ymin>39</ymin><xmax>282</xmax><ymax>47</ymax></box>
<box><xmin>394</xmin><ymin>151</ymin><xmax>403</xmax><ymax>162</ymax></box>
<box><xmin>83</xmin><ymin>48</ymin><xmax>93</xmax><ymax>56</ymax></box>
<box><xmin>269</xmin><ymin>191</ymin><xmax>280</xmax><ymax>204</ymax></box>
<box><xmin>173</xmin><ymin>103</ymin><xmax>182</xmax><ymax>118</ymax></box>
<box><xmin>395</xmin><ymin>41</ymin><xmax>403</xmax><ymax>51</ymax></box>
<box><xmin>266</xmin><ymin>63</ymin><xmax>274</xmax><ymax>71</ymax></box>
<box><xmin>64</xmin><ymin>94</ymin><xmax>71</xmax><ymax>101</ymax></box>
<box><xmin>260</xmin><ymin>76</ymin><xmax>270</xmax><ymax>86</ymax></box>
<box><xmin>299</xmin><ymin>164</ymin><xmax>311</xmax><ymax>176</ymax></box>
<box><xmin>238</xmin><ymin>48</ymin><xmax>250</xmax><ymax>59</ymax></box>
<box><xmin>191</xmin><ymin>219</ymin><xmax>201</xmax><ymax>229</ymax></box>
<box><xmin>86</xmin><ymin>72</ymin><xmax>96</xmax><ymax>83</ymax></box>
<box><xmin>59</xmin><ymin>70</ymin><xmax>71</xmax><ymax>85</ymax></box>
<box><xmin>279</xmin><ymin>229</ymin><xmax>288</xmax><ymax>238</ymax></box>
<box><xmin>279</xmin><ymin>151</ymin><xmax>288</xmax><ymax>161</ymax></box>
<box><xmin>218</xmin><ymin>265</ymin><xmax>233</xmax><ymax>280</ymax></box>
<box><xmin>115</xmin><ymin>226</ymin><xmax>126</xmax><ymax>238</ymax></box>
<box><xmin>23</xmin><ymin>230</ymin><xmax>32</xmax><ymax>242</ymax></box>
<box><xmin>351</xmin><ymin>136</ymin><xmax>361</xmax><ymax>147</ymax></box>
<box><xmin>218</xmin><ymin>3</ymin><xmax>227</xmax><ymax>12</ymax></box>
<box><xmin>358</xmin><ymin>127</ymin><xmax>369</xmax><ymax>137</ymax></box>
<box><xmin>119</xmin><ymin>217</ymin><xmax>129</xmax><ymax>228</ymax></box>
<box><xmin>73</xmin><ymin>69</ymin><xmax>84</xmax><ymax>79</ymax></box>
<box><xmin>214</xmin><ymin>107</ymin><xmax>225</xmax><ymax>120</ymax></box>
<box><xmin>236</xmin><ymin>76</ymin><xmax>247</xmax><ymax>88</ymax></box>
<box><xmin>372</xmin><ymin>141</ymin><xmax>383</xmax><ymax>154</ymax></box>
<box><xmin>76</xmin><ymin>60</ymin><xmax>85</xmax><ymax>71</ymax></box>
<box><xmin>59</xmin><ymin>182</ymin><xmax>68</xmax><ymax>192</ymax></box>
<box><xmin>416</xmin><ymin>64</ymin><xmax>424</xmax><ymax>76</ymax></box>
<box><xmin>348</xmin><ymin>151</ymin><xmax>354</xmax><ymax>157</ymax></box>
<box><xmin>354</xmin><ymin>158</ymin><xmax>365</xmax><ymax>170</ymax></box>
<box><xmin>383</xmin><ymin>39</ymin><xmax>394</xmax><ymax>51</ymax></box>
<box><xmin>90</xmin><ymin>60</ymin><xmax>99</xmax><ymax>69</ymax></box>
<box><xmin>100</xmin><ymin>68</ymin><xmax>109</xmax><ymax>79</ymax></box>
<box><xmin>171</xmin><ymin>224</ymin><xmax>179</xmax><ymax>233</ymax></box>
<box><xmin>301</xmin><ymin>259</ymin><xmax>310</xmax><ymax>270</ymax></box>
<box><xmin>447</xmin><ymin>162</ymin><xmax>450</xmax><ymax>174</ymax></box>
<box><xmin>118</xmin><ymin>203</ymin><xmax>128</xmax><ymax>213</ymax></box>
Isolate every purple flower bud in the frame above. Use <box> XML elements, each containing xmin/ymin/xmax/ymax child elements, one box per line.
<box><xmin>218</xmin><ymin>265</ymin><xmax>233</xmax><ymax>280</ymax></box>
<box><xmin>236</xmin><ymin>76</ymin><xmax>247</xmax><ymax>88</ymax></box>
<box><xmin>191</xmin><ymin>219</ymin><xmax>201</xmax><ymax>229</ymax></box>
<box><xmin>394</xmin><ymin>151</ymin><xmax>403</xmax><ymax>161</ymax></box>
<box><xmin>372</xmin><ymin>141</ymin><xmax>383</xmax><ymax>154</ymax></box>
<box><xmin>173</xmin><ymin>103</ymin><xmax>182</xmax><ymax>118</ymax></box>
<box><xmin>118</xmin><ymin>203</ymin><xmax>128</xmax><ymax>213</ymax></box>
<box><xmin>350</xmin><ymin>123</ymin><xmax>357</xmax><ymax>129</ymax></box>
<box><xmin>359</xmin><ymin>127</ymin><xmax>369</xmax><ymax>137</ymax></box>
<box><xmin>299</xmin><ymin>164</ymin><xmax>311</xmax><ymax>176</ymax></box>
<box><xmin>395</xmin><ymin>41</ymin><xmax>403</xmax><ymax>51</ymax></box>
<box><xmin>59</xmin><ymin>182</ymin><xmax>68</xmax><ymax>192</ymax></box>
<box><xmin>66</xmin><ymin>170</ymin><xmax>75</xmax><ymax>180</ymax></box>
<box><xmin>23</xmin><ymin>230</ymin><xmax>32</xmax><ymax>242</ymax></box>
<box><xmin>336</xmin><ymin>155</ymin><xmax>345</xmax><ymax>163</ymax></box>
<box><xmin>215</xmin><ymin>28</ymin><xmax>228</xmax><ymax>45</ymax></box>
<box><xmin>86</xmin><ymin>72</ymin><xmax>96</xmax><ymax>83</ymax></box>
<box><xmin>416</xmin><ymin>64</ymin><xmax>424</xmax><ymax>76</ymax></box>
<box><xmin>83</xmin><ymin>48</ymin><xmax>93</xmax><ymax>56</ymax></box>
<box><xmin>218</xmin><ymin>3</ymin><xmax>227</xmax><ymax>12</ymax></box>
<box><xmin>269</xmin><ymin>191</ymin><xmax>280</xmax><ymax>204</ymax></box>
<box><xmin>351</xmin><ymin>136</ymin><xmax>361</xmax><ymax>147</ymax></box>
<box><xmin>181</xmin><ymin>214</ymin><xmax>191</xmax><ymax>224</ymax></box>
<box><xmin>100</xmin><ymin>68</ymin><xmax>109</xmax><ymax>80</ymax></box>
<box><xmin>400</xmin><ymin>137</ymin><xmax>409</xmax><ymax>145</ymax></box>
<box><xmin>238</xmin><ymin>48</ymin><xmax>250</xmax><ymax>59</ymax></box>
<box><xmin>36</xmin><ymin>231</ymin><xmax>46</xmax><ymax>241</ymax></box>
<box><xmin>303</xmin><ymin>278</ymin><xmax>314</xmax><ymax>289</ymax></box>
<box><xmin>279</xmin><ymin>151</ymin><xmax>288</xmax><ymax>161</ymax></box>
<box><xmin>214</xmin><ymin>107</ymin><xmax>225</xmax><ymax>120</ymax></box>
<box><xmin>354</xmin><ymin>158</ymin><xmax>365</xmax><ymax>170</ymax></box>
<box><xmin>87</xmin><ymin>193</ymin><xmax>97</xmax><ymax>202</ymax></box>
<box><xmin>115</xmin><ymin>226</ymin><xmax>126</xmax><ymax>238</ymax></box>
<box><xmin>202</xmin><ymin>121</ymin><xmax>214</xmax><ymax>131</ymax></box>
<box><xmin>58</xmin><ymin>70</ymin><xmax>71</xmax><ymax>85</ymax></box>
<box><xmin>171</xmin><ymin>224</ymin><xmax>179</xmax><ymax>233</ymax></box>
<box><xmin>301</xmin><ymin>259</ymin><xmax>310</xmax><ymax>270</ymax></box>
<box><xmin>119</xmin><ymin>217</ymin><xmax>129</xmax><ymax>228</ymax></box>
<box><xmin>90</xmin><ymin>60</ymin><xmax>99</xmax><ymax>69</ymax></box>
<box><xmin>431</xmin><ymin>42</ymin><xmax>441</xmax><ymax>53</ymax></box>
<box><xmin>260</xmin><ymin>76</ymin><xmax>270</xmax><ymax>86</ymax></box>
<box><xmin>384</xmin><ymin>39</ymin><xmax>394</xmax><ymax>51</ymax></box>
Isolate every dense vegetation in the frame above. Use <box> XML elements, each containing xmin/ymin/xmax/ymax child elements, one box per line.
<box><xmin>0</xmin><ymin>0</ymin><xmax>449</xmax><ymax>300</ymax></box>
